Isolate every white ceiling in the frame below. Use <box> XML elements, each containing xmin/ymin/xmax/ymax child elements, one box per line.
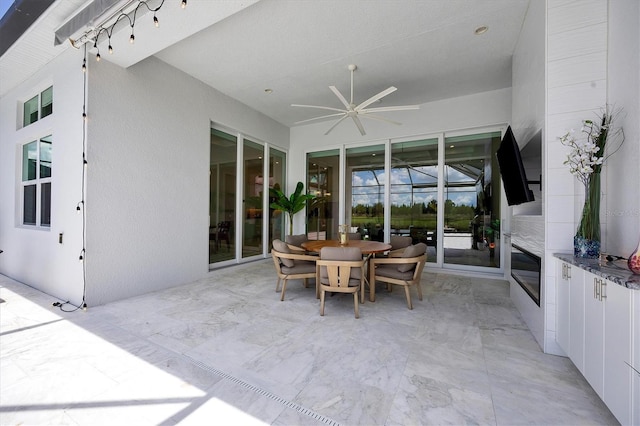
<box><xmin>1</xmin><ymin>0</ymin><xmax>531</xmax><ymax>128</ymax></box>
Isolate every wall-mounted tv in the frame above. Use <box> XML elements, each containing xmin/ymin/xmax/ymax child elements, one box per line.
<box><xmin>496</xmin><ymin>126</ymin><xmax>535</xmax><ymax>206</ymax></box>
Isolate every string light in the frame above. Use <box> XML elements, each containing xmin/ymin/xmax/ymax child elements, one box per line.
<box><xmin>69</xmin><ymin>1</ymin><xmax>188</xmax><ymax>62</ymax></box>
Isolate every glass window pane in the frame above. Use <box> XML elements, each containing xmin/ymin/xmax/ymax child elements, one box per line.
<box><xmin>269</xmin><ymin>148</ymin><xmax>286</xmax><ymax>243</ymax></box>
<box><xmin>209</xmin><ymin>128</ymin><xmax>237</xmax><ymax>264</ymax></box>
<box><xmin>391</xmin><ymin>138</ymin><xmax>439</xmax><ymax>262</ymax></box>
<box><xmin>40</xmin><ymin>135</ymin><xmax>52</xmax><ymax>179</ymax></box>
<box><xmin>22</xmin><ymin>141</ymin><xmax>37</xmax><ymax>181</ymax></box>
<box><xmin>23</xmin><ymin>184</ymin><xmax>37</xmax><ymax>225</ymax></box>
<box><xmin>243</xmin><ymin>139</ymin><xmax>264</xmax><ymax>258</ymax></box>
<box><xmin>307</xmin><ymin>150</ymin><xmax>339</xmax><ymax>240</ymax></box>
<box><xmin>41</xmin><ymin>182</ymin><xmax>51</xmax><ymax>226</ymax></box>
<box><xmin>346</xmin><ymin>144</ymin><xmax>385</xmax><ymax>241</ymax></box>
<box><xmin>41</xmin><ymin>86</ymin><xmax>53</xmax><ymax>118</ymax></box>
<box><xmin>23</xmin><ymin>95</ymin><xmax>38</xmax><ymax>126</ymax></box>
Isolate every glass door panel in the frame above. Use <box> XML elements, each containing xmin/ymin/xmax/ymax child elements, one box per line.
<box><xmin>243</xmin><ymin>139</ymin><xmax>264</xmax><ymax>258</ymax></box>
<box><xmin>268</xmin><ymin>148</ymin><xmax>286</xmax><ymax>243</ymax></box>
<box><xmin>307</xmin><ymin>150</ymin><xmax>339</xmax><ymax>240</ymax></box>
<box><xmin>443</xmin><ymin>132</ymin><xmax>501</xmax><ymax>268</ymax></box>
<box><xmin>346</xmin><ymin>145</ymin><xmax>385</xmax><ymax>240</ymax></box>
<box><xmin>391</xmin><ymin>138</ymin><xmax>438</xmax><ymax>263</ymax></box>
<box><xmin>210</xmin><ymin>129</ymin><xmax>237</xmax><ymax>264</ymax></box>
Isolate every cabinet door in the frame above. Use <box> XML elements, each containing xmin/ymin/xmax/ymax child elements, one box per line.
<box><xmin>556</xmin><ymin>261</ymin><xmax>571</xmax><ymax>355</ymax></box>
<box><xmin>603</xmin><ymin>280</ymin><xmax>632</xmax><ymax>425</ymax></box>
<box><xmin>569</xmin><ymin>266</ymin><xmax>585</xmax><ymax>372</ymax></box>
<box><xmin>584</xmin><ymin>272</ymin><xmax>604</xmax><ymax>398</ymax></box>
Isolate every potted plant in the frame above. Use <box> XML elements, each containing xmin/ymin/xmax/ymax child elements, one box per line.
<box><xmin>269</xmin><ymin>182</ymin><xmax>315</xmax><ymax>236</ymax></box>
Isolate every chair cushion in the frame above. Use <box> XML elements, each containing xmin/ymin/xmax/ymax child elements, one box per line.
<box><xmin>272</xmin><ymin>239</ymin><xmax>294</xmax><ymax>267</ymax></box>
<box><xmin>281</xmin><ymin>260</ymin><xmax>316</xmax><ymax>275</ymax></box>
<box><xmin>376</xmin><ymin>264</ymin><xmax>416</xmax><ymax>281</ymax></box>
<box><xmin>319</xmin><ymin>247</ymin><xmax>362</xmax><ymax>285</ymax></box>
<box><xmin>390</xmin><ymin>235</ymin><xmax>412</xmax><ymax>250</ymax></box>
<box><xmin>397</xmin><ymin>243</ymin><xmax>427</xmax><ymax>272</ymax></box>
<box><xmin>285</xmin><ymin>234</ymin><xmax>308</xmax><ymax>248</ymax></box>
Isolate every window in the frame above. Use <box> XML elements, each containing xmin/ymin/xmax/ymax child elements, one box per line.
<box><xmin>22</xmin><ymin>135</ymin><xmax>52</xmax><ymax>227</ymax></box>
<box><xmin>23</xmin><ymin>86</ymin><xmax>53</xmax><ymax>127</ymax></box>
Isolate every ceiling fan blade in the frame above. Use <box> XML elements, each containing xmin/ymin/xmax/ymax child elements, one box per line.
<box><xmin>360</xmin><ymin>105</ymin><xmax>420</xmax><ymax>113</ymax></box>
<box><xmin>329</xmin><ymin>86</ymin><xmax>351</xmax><ymax>109</ymax></box>
<box><xmin>355</xmin><ymin>86</ymin><xmax>397</xmax><ymax>111</ymax></box>
<box><xmin>291</xmin><ymin>104</ymin><xmax>347</xmax><ymax>113</ymax></box>
<box><xmin>358</xmin><ymin>113</ymin><xmax>402</xmax><ymax>126</ymax></box>
<box><xmin>324</xmin><ymin>115</ymin><xmax>350</xmax><ymax>135</ymax></box>
<box><xmin>294</xmin><ymin>112</ymin><xmax>346</xmax><ymax>125</ymax></box>
<box><xmin>351</xmin><ymin>115</ymin><xmax>366</xmax><ymax>136</ymax></box>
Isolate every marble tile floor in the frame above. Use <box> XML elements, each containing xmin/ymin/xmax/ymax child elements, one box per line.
<box><xmin>0</xmin><ymin>260</ymin><xmax>618</xmax><ymax>425</ymax></box>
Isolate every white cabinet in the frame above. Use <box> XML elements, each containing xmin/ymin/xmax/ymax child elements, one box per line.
<box><xmin>556</xmin><ymin>261</ymin><xmax>571</xmax><ymax>355</ymax></box>
<box><xmin>602</xmin><ymin>277</ymin><xmax>632</xmax><ymax>426</ymax></box>
<box><xmin>556</xmin><ymin>260</ymin><xmax>584</xmax><ymax>370</ymax></box>
<box><xmin>555</xmin><ymin>259</ymin><xmax>637</xmax><ymax>425</ymax></box>
<box><xmin>583</xmin><ymin>272</ymin><xmax>605</xmax><ymax>398</ymax></box>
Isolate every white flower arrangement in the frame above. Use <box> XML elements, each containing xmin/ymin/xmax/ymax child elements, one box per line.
<box><xmin>558</xmin><ymin>107</ymin><xmax>624</xmax><ymax>188</ymax></box>
<box><xmin>557</xmin><ymin>106</ymin><xmax>624</xmax><ymax>246</ymax></box>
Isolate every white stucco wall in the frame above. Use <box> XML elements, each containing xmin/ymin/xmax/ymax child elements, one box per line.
<box><xmin>0</xmin><ymin>47</ymin><xmax>85</xmax><ymax>305</ymax></box>
<box><xmin>289</xmin><ymin>88</ymin><xmax>513</xmax><ymax>234</ymax></box>
<box><xmin>509</xmin><ymin>0</ymin><xmax>548</xmax><ymax>352</ymax></box>
<box><xmin>85</xmin><ymin>55</ymin><xmax>288</xmax><ymax>305</ymax></box>
<box><xmin>607</xmin><ymin>0</ymin><xmax>640</xmax><ymax>257</ymax></box>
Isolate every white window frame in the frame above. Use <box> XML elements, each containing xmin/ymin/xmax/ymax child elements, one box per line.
<box><xmin>22</xmin><ymin>85</ymin><xmax>53</xmax><ymax>128</ymax></box>
<box><xmin>21</xmin><ymin>135</ymin><xmax>52</xmax><ymax>228</ymax></box>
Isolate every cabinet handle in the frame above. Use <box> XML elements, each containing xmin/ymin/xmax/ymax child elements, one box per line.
<box><xmin>600</xmin><ymin>280</ymin><xmax>606</xmax><ymax>300</ymax></box>
<box><xmin>561</xmin><ymin>264</ymin><xmax>566</xmax><ymax>279</ymax></box>
<box><xmin>567</xmin><ymin>265</ymin><xmax>571</xmax><ymax>279</ymax></box>
<box><xmin>594</xmin><ymin>277</ymin><xmax>599</xmax><ymax>299</ymax></box>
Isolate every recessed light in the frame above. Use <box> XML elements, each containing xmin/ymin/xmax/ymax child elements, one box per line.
<box><xmin>474</xmin><ymin>26</ymin><xmax>488</xmax><ymax>35</ymax></box>
<box><xmin>264</xmin><ymin>88</ymin><xmax>273</xmax><ymax>94</ymax></box>
<box><xmin>450</xmin><ymin>145</ymin><xmax>455</xmax><ymax>148</ymax></box>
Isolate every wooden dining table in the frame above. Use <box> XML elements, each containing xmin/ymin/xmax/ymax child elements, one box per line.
<box><xmin>301</xmin><ymin>239</ymin><xmax>392</xmax><ymax>254</ymax></box>
<box><xmin>301</xmin><ymin>239</ymin><xmax>392</xmax><ymax>302</ymax></box>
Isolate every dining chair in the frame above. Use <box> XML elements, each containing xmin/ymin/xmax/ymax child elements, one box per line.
<box><xmin>387</xmin><ymin>235</ymin><xmax>413</xmax><ymax>257</ymax></box>
<box><xmin>347</xmin><ymin>232</ymin><xmax>362</xmax><ymax>240</ymax></box>
<box><xmin>316</xmin><ymin>247</ymin><xmax>366</xmax><ymax>318</ymax></box>
<box><xmin>216</xmin><ymin>221</ymin><xmax>231</xmax><ymax>251</ymax></box>
<box><xmin>285</xmin><ymin>233</ymin><xmax>311</xmax><ymax>254</ymax></box>
<box><xmin>368</xmin><ymin>243</ymin><xmax>427</xmax><ymax>309</ymax></box>
<box><xmin>271</xmin><ymin>239</ymin><xmax>317</xmax><ymax>301</ymax></box>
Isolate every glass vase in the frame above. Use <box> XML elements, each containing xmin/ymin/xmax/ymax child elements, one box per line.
<box><xmin>574</xmin><ymin>173</ymin><xmax>601</xmax><ymax>259</ymax></box>
<box><xmin>628</xmin><ymin>237</ymin><xmax>640</xmax><ymax>275</ymax></box>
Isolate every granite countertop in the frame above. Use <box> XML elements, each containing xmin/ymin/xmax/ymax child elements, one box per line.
<box><xmin>554</xmin><ymin>253</ymin><xmax>640</xmax><ymax>290</ymax></box>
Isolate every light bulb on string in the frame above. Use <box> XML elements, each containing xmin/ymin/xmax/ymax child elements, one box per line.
<box><xmin>129</xmin><ymin>32</ymin><xmax>135</xmax><ymax>44</ymax></box>
<box><xmin>96</xmin><ymin>52</ymin><xmax>101</xmax><ymax>61</ymax></box>
<box><xmin>153</xmin><ymin>14</ymin><xmax>159</xmax><ymax>27</ymax></box>
<box><xmin>82</xmin><ymin>59</ymin><xmax>86</xmax><ymax>73</ymax></box>
<box><xmin>79</xmin><ymin>249</ymin><xmax>85</xmax><ymax>262</ymax></box>
<box><xmin>181</xmin><ymin>0</ymin><xmax>187</xmax><ymax>9</ymax></box>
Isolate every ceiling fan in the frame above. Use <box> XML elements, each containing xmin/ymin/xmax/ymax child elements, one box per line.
<box><xmin>292</xmin><ymin>64</ymin><xmax>420</xmax><ymax>136</ymax></box>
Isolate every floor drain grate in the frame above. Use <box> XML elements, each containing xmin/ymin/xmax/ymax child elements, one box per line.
<box><xmin>183</xmin><ymin>355</ymin><xmax>340</xmax><ymax>425</ymax></box>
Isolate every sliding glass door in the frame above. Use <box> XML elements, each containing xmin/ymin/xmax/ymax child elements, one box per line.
<box><xmin>390</xmin><ymin>138</ymin><xmax>439</xmax><ymax>263</ymax></box>
<box><xmin>210</xmin><ymin>127</ymin><xmax>287</xmax><ymax>266</ymax></box>
<box><xmin>443</xmin><ymin>132</ymin><xmax>501</xmax><ymax>268</ymax></box>
<box><xmin>304</xmin><ymin>127</ymin><xmax>503</xmax><ymax>273</ymax></box>
<box><xmin>242</xmin><ymin>139</ymin><xmax>264</xmax><ymax>259</ymax></box>
<box><xmin>209</xmin><ymin>129</ymin><xmax>237</xmax><ymax>263</ymax></box>
<box><xmin>346</xmin><ymin>144</ymin><xmax>385</xmax><ymax>240</ymax></box>
<box><xmin>307</xmin><ymin>150</ymin><xmax>339</xmax><ymax>240</ymax></box>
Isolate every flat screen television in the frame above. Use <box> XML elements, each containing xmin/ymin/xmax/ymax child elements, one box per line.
<box><xmin>496</xmin><ymin>126</ymin><xmax>535</xmax><ymax>206</ymax></box>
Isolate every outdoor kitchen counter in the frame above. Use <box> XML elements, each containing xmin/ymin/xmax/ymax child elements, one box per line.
<box><xmin>554</xmin><ymin>253</ymin><xmax>640</xmax><ymax>290</ymax></box>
